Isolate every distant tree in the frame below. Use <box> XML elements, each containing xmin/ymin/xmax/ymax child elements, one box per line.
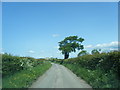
<box><xmin>78</xmin><ymin>50</ymin><xmax>88</xmax><ymax>56</ymax></box>
<box><xmin>58</xmin><ymin>36</ymin><xmax>84</xmax><ymax>59</ymax></box>
<box><xmin>91</xmin><ymin>49</ymin><xmax>101</xmax><ymax>54</ymax></box>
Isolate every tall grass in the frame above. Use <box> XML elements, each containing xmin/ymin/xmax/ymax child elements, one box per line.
<box><xmin>2</xmin><ymin>53</ymin><xmax>52</xmax><ymax>88</ymax></box>
<box><xmin>64</xmin><ymin>64</ymin><xmax>119</xmax><ymax>88</ymax></box>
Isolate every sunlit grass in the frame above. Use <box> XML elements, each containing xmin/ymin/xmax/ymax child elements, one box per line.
<box><xmin>2</xmin><ymin>62</ymin><xmax>52</xmax><ymax>88</ymax></box>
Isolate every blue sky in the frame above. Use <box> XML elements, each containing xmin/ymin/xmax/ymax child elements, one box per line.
<box><xmin>2</xmin><ymin>2</ymin><xmax>118</xmax><ymax>58</ymax></box>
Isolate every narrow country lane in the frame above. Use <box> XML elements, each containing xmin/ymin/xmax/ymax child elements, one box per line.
<box><xmin>30</xmin><ymin>63</ymin><xmax>92</xmax><ymax>88</ymax></box>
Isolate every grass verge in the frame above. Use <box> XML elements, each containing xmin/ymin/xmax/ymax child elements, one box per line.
<box><xmin>64</xmin><ymin>64</ymin><xmax>119</xmax><ymax>88</ymax></box>
<box><xmin>2</xmin><ymin>62</ymin><xmax>52</xmax><ymax>88</ymax></box>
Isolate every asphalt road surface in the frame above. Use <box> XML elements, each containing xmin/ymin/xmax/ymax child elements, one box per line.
<box><xmin>30</xmin><ymin>63</ymin><xmax>92</xmax><ymax>88</ymax></box>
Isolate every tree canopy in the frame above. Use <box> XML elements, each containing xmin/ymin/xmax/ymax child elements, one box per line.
<box><xmin>91</xmin><ymin>49</ymin><xmax>101</xmax><ymax>55</ymax></box>
<box><xmin>58</xmin><ymin>36</ymin><xmax>84</xmax><ymax>59</ymax></box>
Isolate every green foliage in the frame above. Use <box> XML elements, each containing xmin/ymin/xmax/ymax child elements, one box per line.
<box><xmin>61</xmin><ymin>51</ymin><xmax>120</xmax><ymax>88</ymax></box>
<box><xmin>2</xmin><ymin>53</ymin><xmax>52</xmax><ymax>88</ymax></box>
<box><xmin>78</xmin><ymin>50</ymin><xmax>88</xmax><ymax>56</ymax></box>
<box><xmin>2</xmin><ymin>53</ymin><xmax>23</xmax><ymax>76</ymax></box>
<box><xmin>63</xmin><ymin>51</ymin><xmax>119</xmax><ymax>73</ymax></box>
<box><xmin>91</xmin><ymin>49</ymin><xmax>101</xmax><ymax>55</ymax></box>
<box><xmin>58</xmin><ymin>36</ymin><xmax>84</xmax><ymax>59</ymax></box>
<box><xmin>3</xmin><ymin>62</ymin><xmax>52</xmax><ymax>88</ymax></box>
<box><xmin>2</xmin><ymin>53</ymin><xmax>45</xmax><ymax>77</ymax></box>
<box><xmin>64</xmin><ymin>64</ymin><xmax>119</xmax><ymax>88</ymax></box>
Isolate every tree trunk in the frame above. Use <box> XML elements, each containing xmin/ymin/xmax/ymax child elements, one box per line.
<box><xmin>60</xmin><ymin>52</ymin><xmax>69</xmax><ymax>64</ymax></box>
<box><xmin>64</xmin><ymin>52</ymin><xmax>69</xmax><ymax>59</ymax></box>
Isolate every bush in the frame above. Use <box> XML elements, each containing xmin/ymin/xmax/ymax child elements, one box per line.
<box><xmin>3</xmin><ymin>62</ymin><xmax>52</xmax><ymax>88</ymax></box>
<box><xmin>64</xmin><ymin>51</ymin><xmax>119</xmax><ymax>74</ymax></box>
<box><xmin>2</xmin><ymin>53</ymin><xmax>44</xmax><ymax>77</ymax></box>
<box><xmin>62</xmin><ymin>51</ymin><xmax>120</xmax><ymax>88</ymax></box>
<box><xmin>2</xmin><ymin>53</ymin><xmax>23</xmax><ymax>76</ymax></box>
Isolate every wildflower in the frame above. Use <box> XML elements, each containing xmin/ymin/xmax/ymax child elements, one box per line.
<box><xmin>99</xmin><ymin>59</ymin><xmax>103</xmax><ymax>62</ymax></box>
<box><xmin>87</xmin><ymin>70</ymin><xmax>90</xmax><ymax>72</ymax></box>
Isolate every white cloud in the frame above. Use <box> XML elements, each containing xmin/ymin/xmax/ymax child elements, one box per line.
<box><xmin>84</xmin><ymin>45</ymin><xmax>93</xmax><ymax>48</ymax></box>
<box><xmin>50</xmin><ymin>56</ymin><xmax>53</xmax><ymax>57</ymax></box>
<box><xmin>95</xmin><ymin>41</ymin><xmax>119</xmax><ymax>48</ymax></box>
<box><xmin>109</xmin><ymin>48</ymin><xmax>118</xmax><ymax>51</ymax></box>
<box><xmin>52</xmin><ymin>34</ymin><xmax>59</xmax><ymax>37</ymax></box>
<box><xmin>28</xmin><ymin>50</ymin><xmax>35</xmax><ymax>54</ymax></box>
<box><xmin>85</xmin><ymin>41</ymin><xmax>119</xmax><ymax>50</ymax></box>
<box><xmin>110</xmin><ymin>41</ymin><xmax>119</xmax><ymax>46</ymax></box>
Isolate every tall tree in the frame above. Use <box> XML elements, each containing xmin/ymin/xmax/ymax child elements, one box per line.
<box><xmin>58</xmin><ymin>36</ymin><xmax>84</xmax><ymax>59</ymax></box>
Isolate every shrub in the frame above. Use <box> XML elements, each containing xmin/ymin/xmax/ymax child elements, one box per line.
<box><xmin>62</xmin><ymin>50</ymin><xmax>120</xmax><ymax>88</ymax></box>
<box><xmin>2</xmin><ymin>53</ymin><xmax>44</xmax><ymax>77</ymax></box>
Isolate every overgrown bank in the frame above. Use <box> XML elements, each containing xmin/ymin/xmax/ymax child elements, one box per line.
<box><xmin>2</xmin><ymin>53</ymin><xmax>52</xmax><ymax>88</ymax></box>
<box><xmin>53</xmin><ymin>51</ymin><xmax>120</xmax><ymax>88</ymax></box>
